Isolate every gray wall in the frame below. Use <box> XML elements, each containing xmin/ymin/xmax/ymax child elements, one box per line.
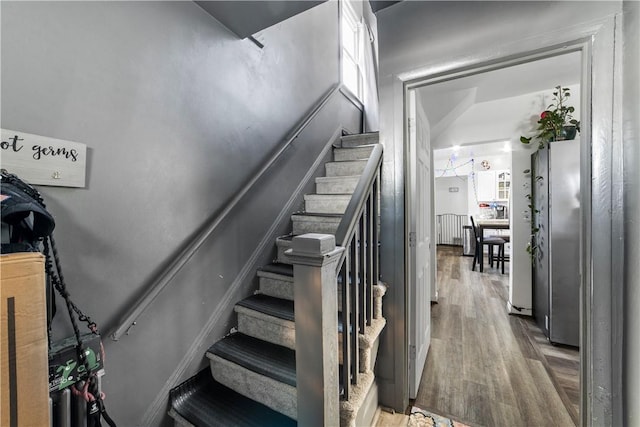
<box><xmin>1</xmin><ymin>2</ymin><xmax>362</xmax><ymax>425</ymax></box>
<box><xmin>376</xmin><ymin>0</ymin><xmax>622</xmax><ymax>412</ymax></box>
<box><xmin>623</xmin><ymin>1</ymin><xmax>640</xmax><ymax>424</ymax></box>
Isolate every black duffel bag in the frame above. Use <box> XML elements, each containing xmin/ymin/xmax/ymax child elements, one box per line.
<box><xmin>1</xmin><ymin>169</ymin><xmax>55</xmax><ymax>253</ymax></box>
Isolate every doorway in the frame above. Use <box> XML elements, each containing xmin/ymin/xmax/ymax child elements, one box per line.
<box><xmin>401</xmin><ymin>36</ymin><xmax>614</xmax><ymax>425</ymax></box>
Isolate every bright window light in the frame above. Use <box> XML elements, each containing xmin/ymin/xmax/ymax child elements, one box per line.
<box><xmin>341</xmin><ymin>0</ymin><xmax>362</xmax><ymax>100</ymax></box>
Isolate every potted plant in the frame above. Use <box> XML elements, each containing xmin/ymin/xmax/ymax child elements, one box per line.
<box><xmin>520</xmin><ymin>85</ymin><xmax>580</xmax><ymax>149</ymax></box>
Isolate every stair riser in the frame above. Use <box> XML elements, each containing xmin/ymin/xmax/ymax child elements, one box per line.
<box><xmin>374</xmin><ymin>293</ymin><xmax>382</xmax><ymax>319</ymax></box>
<box><xmin>259</xmin><ymin>276</ymin><xmax>293</xmax><ymax>301</ymax></box>
<box><xmin>349</xmin><ymin>378</ymin><xmax>378</xmax><ymax>427</ymax></box>
<box><xmin>304</xmin><ymin>196</ymin><xmax>350</xmax><ymax>215</ymax></box>
<box><xmin>291</xmin><ymin>217</ymin><xmax>340</xmax><ymax>235</ymax></box>
<box><xmin>236</xmin><ymin>309</ymin><xmax>295</xmax><ymax>350</ymax></box>
<box><xmin>341</xmin><ymin>134</ymin><xmax>379</xmax><ymax>147</ymax></box>
<box><xmin>276</xmin><ymin>247</ymin><xmax>293</xmax><ymax>266</ymax></box>
<box><xmin>337</xmin><ymin>317</ymin><xmax>386</xmax><ymax>373</ymax></box>
<box><xmin>315</xmin><ymin>178</ymin><xmax>358</xmax><ymax>195</ymax></box>
<box><xmin>274</xmin><ymin>238</ymin><xmax>293</xmax><ymax>265</ymax></box>
<box><xmin>208</xmin><ymin>356</ymin><xmax>297</xmax><ymax>420</ymax></box>
<box><xmin>338</xmin><ymin>337</ymin><xmax>371</xmax><ymax>373</ymax></box>
<box><xmin>339</xmin><ymin>371</ymin><xmax>375</xmax><ymax>427</ymax></box>
<box><xmin>334</xmin><ymin>146</ymin><xmax>374</xmax><ymax>161</ymax></box>
<box><xmin>292</xmin><ymin>221</ymin><xmax>340</xmax><ymax>235</ymax></box>
<box><xmin>338</xmin><ymin>342</ymin><xmax>375</xmax><ymax>374</ymax></box>
<box><xmin>325</xmin><ymin>161</ymin><xmax>367</xmax><ymax>177</ymax></box>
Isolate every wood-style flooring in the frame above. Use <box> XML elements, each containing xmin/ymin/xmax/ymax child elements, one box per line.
<box><xmin>411</xmin><ymin>246</ymin><xmax>580</xmax><ymax>427</ymax></box>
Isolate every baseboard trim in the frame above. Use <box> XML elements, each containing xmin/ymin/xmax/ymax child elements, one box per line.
<box><xmin>142</xmin><ymin>128</ymin><xmax>343</xmax><ymax>426</ymax></box>
<box><xmin>507</xmin><ymin>300</ymin><xmax>533</xmax><ymax>317</ymax></box>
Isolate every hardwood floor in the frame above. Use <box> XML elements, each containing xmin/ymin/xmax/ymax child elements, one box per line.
<box><xmin>412</xmin><ymin>246</ymin><xmax>579</xmax><ymax>427</ymax></box>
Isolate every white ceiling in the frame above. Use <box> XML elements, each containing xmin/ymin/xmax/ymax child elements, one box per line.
<box><xmin>419</xmin><ymin>51</ymin><xmax>582</xmax><ymax>158</ymax></box>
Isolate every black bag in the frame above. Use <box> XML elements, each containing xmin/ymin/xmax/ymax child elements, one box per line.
<box><xmin>1</xmin><ymin>169</ymin><xmax>55</xmax><ymax>253</ymax></box>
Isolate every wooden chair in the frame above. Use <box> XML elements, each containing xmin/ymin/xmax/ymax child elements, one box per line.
<box><xmin>470</xmin><ymin>216</ymin><xmax>506</xmax><ymax>273</ymax></box>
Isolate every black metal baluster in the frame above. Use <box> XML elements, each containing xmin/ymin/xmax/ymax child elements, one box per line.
<box><xmin>341</xmin><ymin>254</ymin><xmax>350</xmax><ymax>400</ymax></box>
<box><xmin>367</xmin><ymin>191</ymin><xmax>374</xmax><ymax>325</ymax></box>
<box><xmin>373</xmin><ymin>172</ymin><xmax>380</xmax><ymax>286</ymax></box>
<box><xmin>359</xmin><ymin>214</ymin><xmax>367</xmax><ymax>333</ymax></box>
<box><xmin>351</xmin><ymin>232</ymin><xmax>359</xmax><ymax>383</ymax></box>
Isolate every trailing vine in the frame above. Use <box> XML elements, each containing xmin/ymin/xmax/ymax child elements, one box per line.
<box><xmin>523</xmin><ymin>167</ymin><xmax>542</xmax><ymax>265</ymax></box>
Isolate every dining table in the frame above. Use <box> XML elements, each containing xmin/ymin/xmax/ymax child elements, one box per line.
<box><xmin>476</xmin><ymin>219</ymin><xmax>510</xmax><ymax>272</ymax></box>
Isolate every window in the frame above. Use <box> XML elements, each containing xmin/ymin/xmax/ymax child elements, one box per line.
<box><xmin>341</xmin><ymin>0</ymin><xmax>362</xmax><ymax>100</ymax></box>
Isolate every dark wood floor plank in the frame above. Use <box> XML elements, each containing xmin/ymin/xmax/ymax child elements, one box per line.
<box><xmin>414</xmin><ymin>247</ymin><xmax>579</xmax><ymax>427</ymax></box>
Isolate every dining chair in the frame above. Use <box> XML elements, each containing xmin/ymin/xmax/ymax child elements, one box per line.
<box><xmin>470</xmin><ymin>216</ymin><xmax>506</xmax><ymax>273</ymax></box>
<box><xmin>489</xmin><ymin>232</ymin><xmax>510</xmax><ymax>274</ymax></box>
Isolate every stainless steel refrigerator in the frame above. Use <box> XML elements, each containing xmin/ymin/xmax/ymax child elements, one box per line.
<box><xmin>531</xmin><ymin>138</ymin><xmax>581</xmax><ymax>347</ymax></box>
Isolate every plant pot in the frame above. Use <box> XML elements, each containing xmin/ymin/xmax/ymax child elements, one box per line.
<box><xmin>557</xmin><ymin>125</ymin><xmax>577</xmax><ymax>141</ymax></box>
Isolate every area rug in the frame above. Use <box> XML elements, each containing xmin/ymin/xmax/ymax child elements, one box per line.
<box><xmin>408</xmin><ymin>406</ymin><xmax>470</xmax><ymax>427</ymax></box>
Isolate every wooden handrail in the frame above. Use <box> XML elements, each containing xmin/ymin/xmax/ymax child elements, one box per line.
<box><xmin>110</xmin><ymin>84</ymin><xmax>342</xmax><ymax>341</ymax></box>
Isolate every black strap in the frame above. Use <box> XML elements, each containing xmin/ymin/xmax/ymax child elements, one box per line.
<box><xmin>87</xmin><ymin>397</ymin><xmax>116</xmax><ymax>427</ymax></box>
<box><xmin>99</xmin><ymin>397</ymin><xmax>117</xmax><ymax>427</ymax></box>
<box><xmin>87</xmin><ymin>378</ymin><xmax>117</xmax><ymax>427</ymax></box>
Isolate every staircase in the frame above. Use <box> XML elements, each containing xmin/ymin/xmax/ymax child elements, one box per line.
<box><xmin>169</xmin><ymin>132</ymin><xmax>385</xmax><ymax>427</ymax></box>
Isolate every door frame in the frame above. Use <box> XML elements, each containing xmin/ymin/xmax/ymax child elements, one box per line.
<box><xmin>399</xmin><ymin>17</ymin><xmax>623</xmax><ymax>425</ymax></box>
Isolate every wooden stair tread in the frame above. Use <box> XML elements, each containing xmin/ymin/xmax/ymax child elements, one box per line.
<box><xmin>258</xmin><ymin>263</ymin><xmax>293</xmax><ymax>277</ymax></box>
<box><xmin>237</xmin><ymin>294</ymin><xmax>294</xmax><ymax>322</ymax></box>
<box><xmin>169</xmin><ymin>370</ymin><xmax>296</xmax><ymax>427</ymax></box>
<box><xmin>207</xmin><ymin>333</ymin><xmax>297</xmax><ymax>387</ymax></box>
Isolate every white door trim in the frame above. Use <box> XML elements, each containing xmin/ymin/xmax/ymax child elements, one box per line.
<box><xmin>398</xmin><ymin>17</ymin><xmax>622</xmax><ymax>425</ymax></box>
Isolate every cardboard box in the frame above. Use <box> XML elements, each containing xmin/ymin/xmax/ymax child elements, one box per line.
<box><xmin>1</xmin><ymin>253</ymin><xmax>50</xmax><ymax>427</ymax></box>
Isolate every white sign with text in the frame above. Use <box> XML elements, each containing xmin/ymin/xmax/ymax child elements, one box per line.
<box><xmin>1</xmin><ymin>129</ymin><xmax>87</xmax><ymax>188</ymax></box>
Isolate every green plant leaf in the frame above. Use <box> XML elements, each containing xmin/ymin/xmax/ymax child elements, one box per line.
<box><xmin>520</xmin><ymin>136</ymin><xmax>531</xmax><ymax>144</ymax></box>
